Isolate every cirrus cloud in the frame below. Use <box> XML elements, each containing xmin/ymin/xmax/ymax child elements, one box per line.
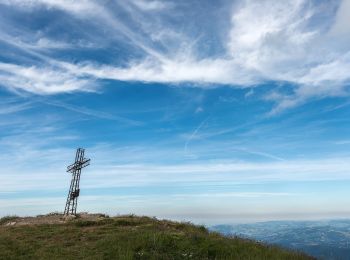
<box><xmin>0</xmin><ymin>0</ymin><xmax>349</xmax><ymax>112</ymax></box>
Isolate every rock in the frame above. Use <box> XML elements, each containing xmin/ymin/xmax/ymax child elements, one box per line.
<box><xmin>63</xmin><ymin>215</ymin><xmax>76</xmax><ymax>221</ymax></box>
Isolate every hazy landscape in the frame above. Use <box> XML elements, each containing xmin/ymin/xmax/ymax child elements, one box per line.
<box><xmin>211</xmin><ymin>220</ymin><xmax>350</xmax><ymax>259</ymax></box>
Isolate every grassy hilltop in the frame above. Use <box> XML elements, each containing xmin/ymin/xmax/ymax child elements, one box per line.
<box><xmin>0</xmin><ymin>213</ymin><xmax>313</xmax><ymax>260</ymax></box>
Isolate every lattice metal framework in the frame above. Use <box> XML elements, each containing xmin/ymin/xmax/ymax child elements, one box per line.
<box><xmin>64</xmin><ymin>148</ymin><xmax>90</xmax><ymax>215</ymax></box>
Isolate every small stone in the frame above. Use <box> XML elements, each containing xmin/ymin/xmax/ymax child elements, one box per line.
<box><xmin>63</xmin><ymin>215</ymin><xmax>76</xmax><ymax>221</ymax></box>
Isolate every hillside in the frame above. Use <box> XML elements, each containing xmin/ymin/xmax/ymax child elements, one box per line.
<box><xmin>0</xmin><ymin>213</ymin><xmax>314</xmax><ymax>259</ymax></box>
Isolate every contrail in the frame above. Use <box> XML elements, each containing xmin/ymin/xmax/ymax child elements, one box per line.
<box><xmin>184</xmin><ymin>116</ymin><xmax>210</xmax><ymax>155</ymax></box>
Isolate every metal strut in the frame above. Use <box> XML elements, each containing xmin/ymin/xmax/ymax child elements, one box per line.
<box><xmin>64</xmin><ymin>148</ymin><xmax>90</xmax><ymax>216</ymax></box>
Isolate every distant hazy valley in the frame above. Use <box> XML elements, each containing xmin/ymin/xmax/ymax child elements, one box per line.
<box><xmin>211</xmin><ymin>219</ymin><xmax>350</xmax><ymax>259</ymax></box>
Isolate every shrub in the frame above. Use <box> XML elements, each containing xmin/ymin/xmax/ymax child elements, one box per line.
<box><xmin>0</xmin><ymin>216</ymin><xmax>18</xmax><ymax>225</ymax></box>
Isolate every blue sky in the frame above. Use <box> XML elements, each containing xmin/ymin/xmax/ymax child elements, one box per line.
<box><xmin>1</xmin><ymin>0</ymin><xmax>350</xmax><ymax>224</ymax></box>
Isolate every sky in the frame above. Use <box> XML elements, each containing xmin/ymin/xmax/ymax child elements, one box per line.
<box><xmin>0</xmin><ymin>0</ymin><xmax>350</xmax><ymax>224</ymax></box>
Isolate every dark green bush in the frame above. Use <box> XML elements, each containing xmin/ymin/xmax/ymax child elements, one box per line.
<box><xmin>0</xmin><ymin>215</ymin><xmax>18</xmax><ymax>225</ymax></box>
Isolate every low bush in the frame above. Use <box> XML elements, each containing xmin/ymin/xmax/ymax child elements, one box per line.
<box><xmin>0</xmin><ymin>215</ymin><xmax>18</xmax><ymax>225</ymax></box>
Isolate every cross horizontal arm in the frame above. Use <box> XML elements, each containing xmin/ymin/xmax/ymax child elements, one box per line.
<box><xmin>67</xmin><ymin>158</ymin><xmax>90</xmax><ymax>173</ymax></box>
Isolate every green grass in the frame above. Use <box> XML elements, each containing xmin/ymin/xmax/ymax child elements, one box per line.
<box><xmin>0</xmin><ymin>215</ymin><xmax>314</xmax><ymax>259</ymax></box>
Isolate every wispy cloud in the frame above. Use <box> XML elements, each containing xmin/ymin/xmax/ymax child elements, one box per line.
<box><xmin>0</xmin><ymin>62</ymin><xmax>95</xmax><ymax>94</ymax></box>
<box><xmin>0</xmin><ymin>100</ymin><xmax>32</xmax><ymax>115</ymax></box>
<box><xmin>0</xmin><ymin>0</ymin><xmax>349</xmax><ymax>112</ymax></box>
<box><xmin>129</xmin><ymin>0</ymin><xmax>171</xmax><ymax>11</ymax></box>
<box><xmin>184</xmin><ymin>116</ymin><xmax>210</xmax><ymax>155</ymax></box>
<box><xmin>43</xmin><ymin>100</ymin><xmax>143</xmax><ymax>126</ymax></box>
<box><xmin>2</xmin><ymin>146</ymin><xmax>350</xmax><ymax>192</ymax></box>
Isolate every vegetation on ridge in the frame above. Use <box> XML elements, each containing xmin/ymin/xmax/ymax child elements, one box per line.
<box><xmin>0</xmin><ymin>214</ymin><xmax>314</xmax><ymax>259</ymax></box>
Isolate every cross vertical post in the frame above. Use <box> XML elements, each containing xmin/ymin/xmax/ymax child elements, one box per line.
<box><xmin>64</xmin><ymin>148</ymin><xmax>90</xmax><ymax>216</ymax></box>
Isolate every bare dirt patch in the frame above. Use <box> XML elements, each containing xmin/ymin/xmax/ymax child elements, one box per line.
<box><xmin>0</xmin><ymin>212</ymin><xmax>108</xmax><ymax>226</ymax></box>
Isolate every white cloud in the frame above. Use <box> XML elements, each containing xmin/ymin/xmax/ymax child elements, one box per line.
<box><xmin>330</xmin><ymin>0</ymin><xmax>350</xmax><ymax>38</ymax></box>
<box><xmin>68</xmin><ymin>58</ymin><xmax>257</xmax><ymax>86</ymax></box>
<box><xmin>44</xmin><ymin>100</ymin><xmax>143</xmax><ymax>125</ymax></box>
<box><xmin>1</xmin><ymin>152</ymin><xmax>350</xmax><ymax>221</ymax></box>
<box><xmin>129</xmin><ymin>0</ymin><xmax>170</xmax><ymax>11</ymax></box>
<box><xmin>0</xmin><ymin>0</ymin><xmax>98</xmax><ymax>13</ymax></box>
<box><xmin>2</xmin><ymin>150</ymin><xmax>350</xmax><ymax>192</ymax></box>
<box><xmin>0</xmin><ymin>100</ymin><xmax>32</xmax><ymax>115</ymax></box>
<box><xmin>227</xmin><ymin>0</ymin><xmax>350</xmax><ymax>109</ymax></box>
<box><xmin>0</xmin><ymin>62</ymin><xmax>95</xmax><ymax>94</ymax></box>
<box><xmin>30</xmin><ymin>38</ymin><xmax>75</xmax><ymax>49</ymax></box>
<box><xmin>0</xmin><ymin>0</ymin><xmax>349</xmax><ymax>112</ymax></box>
<box><xmin>0</xmin><ymin>134</ymin><xmax>349</xmax><ymax>221</ymax></box>
<box><xmin>229</xmin><ymin>0</ymin><xmax>316</xmax><ymax>73</ymax></box>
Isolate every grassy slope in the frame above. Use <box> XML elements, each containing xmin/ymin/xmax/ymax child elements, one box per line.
<box><xmin>0</xmin><ymin>215</ymin><xmax>313</xmax><ymax>260</ymax></box>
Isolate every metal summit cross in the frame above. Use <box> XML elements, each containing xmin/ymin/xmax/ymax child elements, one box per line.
<box><xmin>64</xmin><ymin>148</ymin><xmax>90</xmax><ymax>216</ymax></box>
